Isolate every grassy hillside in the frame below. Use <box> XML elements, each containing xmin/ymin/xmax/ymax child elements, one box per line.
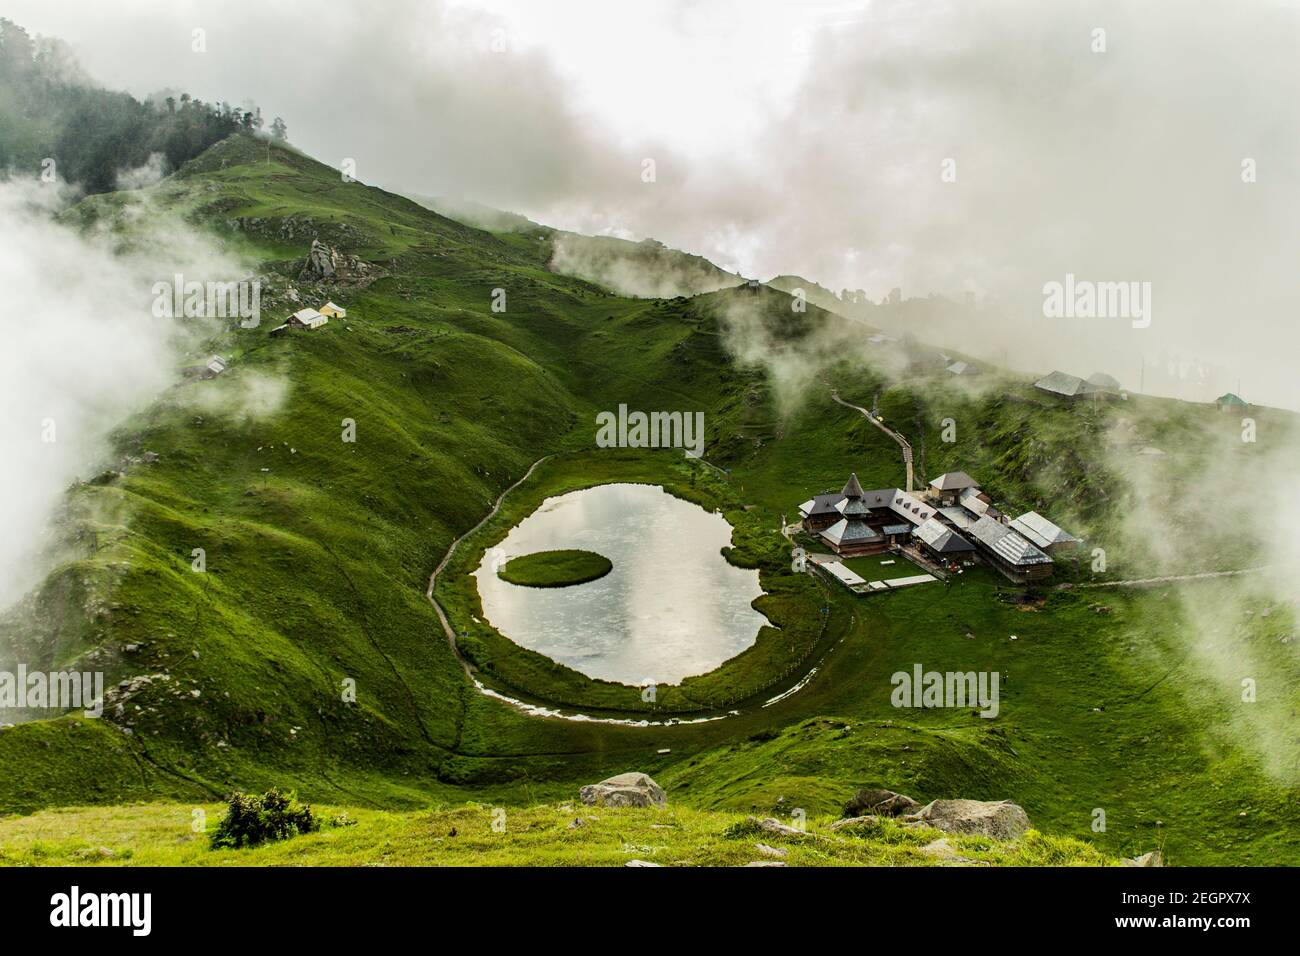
<box><xmin>0</xmin><ymin>133</ymin><xmax>1296</xmax><ymax>866</ymax></box>
<box><xmin>0</xmin><ymin>800</ymin><xmax>1120</xmax><ymax>867</ymax></box>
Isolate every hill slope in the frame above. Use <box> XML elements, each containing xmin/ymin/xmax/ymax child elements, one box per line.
<box><xmin>1</xmin><ymin>133</ymin><xmax>1297</xmax><ymax>866</ymax></box>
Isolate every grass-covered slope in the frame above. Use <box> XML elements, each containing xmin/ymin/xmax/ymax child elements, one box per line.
<box><xmin>0</xmin><ymin>800</ymin><xmax>1120</xmax><ymax>867</ymax></box>
<box><xmin>1</xmin><ymin>133</ymin><xmax>1296</xmax><ymax>866</ymax></box>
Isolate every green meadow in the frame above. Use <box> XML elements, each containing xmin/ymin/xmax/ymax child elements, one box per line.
<box><xmin>1</xmin><ymin>134</ymin><xmax>1295</xmax><ymax>866</ymax></box>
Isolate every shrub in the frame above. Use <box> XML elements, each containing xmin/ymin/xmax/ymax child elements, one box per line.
<box><xmin>209</xmin><ymin>788</ymin><xmax>319</xmax><ymax>849</ymax></box>
<box><xmin>721</xmin><ymin>817</ymin><xmax>766</xmax><ymax>840</ymax></box>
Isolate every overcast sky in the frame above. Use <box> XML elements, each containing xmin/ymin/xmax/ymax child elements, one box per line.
<box><xmin>7</xmin><ymin>0</ymin><xmax>1298</xmax><ymax>408</ymax></box>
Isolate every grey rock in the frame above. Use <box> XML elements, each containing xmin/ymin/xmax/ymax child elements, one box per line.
<box><xmin>903</xmin><ymin>799</ymin><xmax>1031</xmax><ymax>840</ymax></box>
<box><xmin>749</xmin><ymin>817</ymin><xmax>808</xmax><ymax>838</ymax></box>
<box><xmin>1123</xmin><ymin>850</ymin><xmax>1164</xmax><ymax>867</ymax></box>
<box><xmin>844</xmin><ymin>788</ymin><xmax>920</xmax><ymax>819</ymax></box>
<box><xmin>301</xmin><ymin>238</ymin><xmax>337</xmax><ymax>280</ymax></box>
<box><xmin>579</xmin><ymin>772</ymin><xmax>666</xmax><ymax>809</ymax></box>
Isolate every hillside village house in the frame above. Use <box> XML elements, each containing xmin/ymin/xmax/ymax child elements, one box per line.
<box><xmin>928</xmin><ymin>471</ymin><xmax>979</xmax><ymax>506</ymax></box>
<box><xmin>1216</xmin><ymin>392</ymin><xmax>1249</xmax><ymax>413</ymax></box>
<box><xmin>181</xmin><ymin>355</ymin><xmax>227</xmax><ymax>380</ymax></box>
<box><xmin>318</xmin><ymin>301</ymin><xmax>347</xmax><ymax>319</ymax></box>
<box><xmin>1034</xmin><ymin>370</ymin><xmax>1122</xmax><ymax>401</ymax></box>
<box><xmin>270</xmin><ymin>305</ymin><xmax>333</xmax><ymax>336</ymax></box>
<box><xmin>798</xmin><ymin>468</ymin><xmax>1077</xmax><ymax>585</ymax></box>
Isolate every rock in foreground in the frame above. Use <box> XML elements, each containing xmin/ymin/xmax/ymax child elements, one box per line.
<box><xmin>579</xmin><ymin>772</ymin><xmax>666</xmax><ymax>808</ymax></box>
<box><xmin>904</xmin><ymin>799</ymin><xmax>1031</xmax><ymax>840</ymax></box>
<box><xmin>843</xmin><ymin>788</ymin><xmax>920</xmax><ymax>818</ymax></box>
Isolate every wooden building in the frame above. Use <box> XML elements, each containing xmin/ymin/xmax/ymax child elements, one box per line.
<box><xmin>1010</xmin><ymin>511</ymin><xmax>1080</xmax><ymax>555</ymax></box>
<box><xmin>967</xmin><ymin>516</ymin><xmax>1054</xmax><ymax>584</ymax></box>
<box><xmin>928</xmin><ymin>471</ymin><xmax>979</xmax><ymax>506</ymax></box>
<box><xmin>914</xmin><ymin>516</ymin><xmax>976</xmax><ymax>566</ymax></box>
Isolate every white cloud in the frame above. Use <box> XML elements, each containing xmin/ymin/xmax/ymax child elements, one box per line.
<box><xmin>6</xmin><ymin>0</ymin><xmax>1298</xmax><ymax>409</ymax></box>
<box><xmin>0</xmin><ymin>176</ymin><xmax>247</xmax><ymax>608</ymax></box>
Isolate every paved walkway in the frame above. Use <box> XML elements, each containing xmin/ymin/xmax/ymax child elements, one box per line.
<box><xmin>830</xmin><ymin>389</ymin><xmax>915</xmax><ymax>491</ymax></box>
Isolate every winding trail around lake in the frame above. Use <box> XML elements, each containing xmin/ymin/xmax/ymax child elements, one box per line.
<box><xmin>423</xmin><ymin>454</ymin><xmax>834</xmax><ymax>727</ymax></box>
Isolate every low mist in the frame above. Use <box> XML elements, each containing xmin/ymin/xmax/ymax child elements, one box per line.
<box><xmin>0</xmin><ymin>175</ymin><xmax>249</xmax><ymax>609</ymax></box>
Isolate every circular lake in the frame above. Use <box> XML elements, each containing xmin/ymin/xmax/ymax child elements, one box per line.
<box><xmin>473</xmin><ymin>483</ymin><xmax>769</xmax><ymax>685</ymax></box>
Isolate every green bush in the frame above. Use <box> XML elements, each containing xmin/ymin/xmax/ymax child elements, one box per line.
<box><xmin>209</xmin><ymin>788</ymin><xmax>319</xmax><ymax>849</ymax></box>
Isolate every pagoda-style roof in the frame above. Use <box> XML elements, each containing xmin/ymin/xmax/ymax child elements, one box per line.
<box><xmin>841</xmin><ymin>472</ymin><xmax>865</xmax><ymax>499</ymax></box>
<box><xmin>822</xmin><ymin>517</ymin><xmax>880</xmax><ymax>548</ymax></box>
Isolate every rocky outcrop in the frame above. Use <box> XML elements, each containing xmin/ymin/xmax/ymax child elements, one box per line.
<box><xmin>302</xmin><ymin>238</ymin><xmax>338</xmax><ymax>279</ymax></box>
<box><xmin>579</xmin><ymin>772</ymin><xmax>666</xmax><ymax>808</ymax></box>
<box><xmin>297</xmin><ymin>238</ymin><xmax>382</xmax><ymax>286</ymax></box>
<box><xmin>844</xmin><ymin>788</ymin><xmax>920</xmax><ymax>819</ymax></box>
<box><xmin>903</xmin><ymin>799</ymin><xmax>1031</xmax><ymax>840</ymax></box>
<box><xmin>1124</xmin><ymin>850</ymin><xmax>1164</xmax><ymax>867</ymax></box>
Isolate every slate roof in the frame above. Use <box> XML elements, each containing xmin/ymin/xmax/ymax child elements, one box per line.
<box><xmin>798</xmin><ymin>493</ymin><xmax>842</xmax><ymax>518</ymax></box>
<box><xmin>822</xmin><ymin>518</ymin><xmax>880</xmax><ymax>547</ymax></box>
<box><xmin>959</xmin><ymin>486</ymin><xmax>994</xmax><ymax>515</ymax></box>
<box><xmin>929</xmin><ymin>471</ymin><xmax>979</xmax><ymax>492</ymax></box>
<box><xmin>806</xmin><ymin>481</ymin><xmax>936</xmax><ymax>528</ymax></box>
<box><xmin>914</xmin><ymin>517</ymin><xmax>975</xmax><ymax>553</ymax></box>
<box><xmin>938</xmin><ymin>506</ymin><xmax>978</xmax><ymax>530</ymax></box>
<box><xmin>968</xmin><ymin>516</ymin><xmax>1052</xmax><ymax>566</ymax></box>
<box><xmin>1086</xmin><ymin>372</ymin><xmax>1121</xmax><ymax>392</ymax></box>
<box><xmin>1010</xmin><ymin>511</ymin><xmax>1080</xmax><ymax>549</ymax></box>
<box><xmin>1034</xmin><ymin>370</ymin><xmax>1090</xmax><ymax>397</ymax></box>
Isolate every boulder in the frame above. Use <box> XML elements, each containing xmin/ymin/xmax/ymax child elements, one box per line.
<box><xmin>301</xmin><ymin>238</ymin><xmax>337</xmax><ymax>280</ymax></box>
<box><xmin>904</xmin><ymin>799</ymin><xmax>1031</xmax><ymax>840</ymax></box>
<box><xmin>579</xmin><ymin>772</ymin><xmax>666</xmax><ymax>809</ymax></box>
<box><xmin>843</xmin><ymin>788</ymin><xmax>920</xmax><ymax>818</ymax></box>
<box><xmin>298</xmin><ymin>238</ymin><xmax>381</xmax><ymax>285</ymax></box>
<box><xmin>751</xmin><ymin>817</ymin><xmax>808</xmax><ymax>838</ymax></box>
<box><xmin>1123</xmin><ymin>850</ymin><xmax>1164</xmax><ymax>867</ymax></box>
